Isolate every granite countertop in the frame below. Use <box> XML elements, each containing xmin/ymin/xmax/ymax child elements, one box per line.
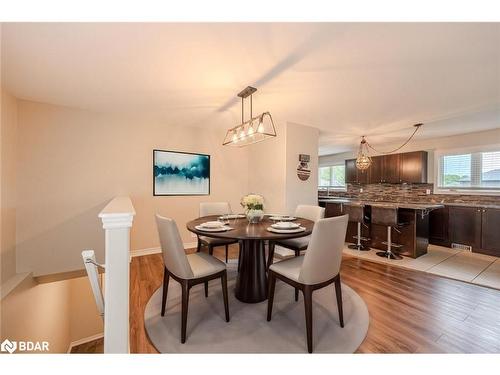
<box><xmin>318</xmin><ymin>197</ymin><xmax>443</xmax><ymax>210</ymax></box>
<box><xmin>318</xmin><ymin>197</ymin><xmax>500</xmax><ymax>209</ymax></box>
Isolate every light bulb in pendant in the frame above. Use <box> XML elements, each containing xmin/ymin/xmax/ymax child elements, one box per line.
<box><xmin>257</xmin><ymin>120</ymin><xmax>264</xmax><ymax>133</ymax></box>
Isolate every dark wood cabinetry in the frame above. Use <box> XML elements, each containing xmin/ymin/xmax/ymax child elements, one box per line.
<box><xmin>431</xmin><ymin>205</ymin><xmax>500</xmax><ymax>256</ymax></box>
<box><xmin>369</xmin><ymin>156</ymin><xmax>383</xmax><ymax>183</ymax></box>
<box><xmin>345</xmin><ymin>158</ymin><xmax>369</xmax><ymax>183</ymax></box>
<box><xmin>383</xmin><ymin>153</ymin><xmax>401</xmax><ymax>183</ymax></box>
<box><xmin>400</xmin><ymin>151</ymin><xmax>428</xmax><ymax>183</ymax></box>
<box><xmin>345</xmin><ymin>151</ymin><xmax>427</xmax><ymax>184</ymax></box>
<box><xmin>479</xmin><ymin>208</ymin><xmax>500</xmax><ymax>257</ymax></box>
<box><xmin>345</xmin><ymin>159</ymin><xmax>357</xmax><ymax>183</ymax></box>
<box><xmin>429</xmin><ymin>207</ymin><xmax>450</xmax><ymax>247</ymax></box>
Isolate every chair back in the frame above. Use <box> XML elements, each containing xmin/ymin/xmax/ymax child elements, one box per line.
<box><xmin>294</xmin><ymin>204</ymin><xmax>325</xmax><ymax>223</ymax></box>
<box><xmin>371</xmin><ymin>206</ymin><xmax>398</xmax><ymax>227</ymax></box>
<box><xmin>343</xmin><ymin>204</ymin><xmax>365</xmax><ymax>223</ymax></box>
<box><xmin>299</xmin><ymin>215</ymin><xmax>348</xmax><ymax>284</ymax></box>
<box><xmin>155</xmin><ymin>214</ymin><xmax>194</xmax><ymax>279</ymax></box>
<box><xmin>199</xmin><ymin>202</ymin><xmax>232</xmax><ymax>217</ymax></box>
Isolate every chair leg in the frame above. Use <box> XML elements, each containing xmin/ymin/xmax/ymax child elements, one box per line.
<box><xmin>208</xmin><ymin>245</ymin><xmax>214</xmax><ymax>256</ymax></box>
<box><xmin>294</xmin><ymin>249</ymin><xmax>300</xmax><ymax>301</ymax></box>
<box><xmin>161</xmin><ymin>267</ymin><xmax>169</xmax><ymax>316</ymax></box>
<box><xmin>267</xmin><ymin>271</ymin><xmax>277</xmax><ymax>321</ymax></box>
<box><xmin>267</xmin><ymin>242</ymin><xmax>275</xmax><ymax>271</ymax></box>
<box><xmin>334</xmin><ymin>275</ymin><xmax>344</xmax><ymax>328</ymax></box>
<box><xmin>204</xmin><ymin>281</ymin><xmax>208</xmax><ymax>298</ymax></box>
<box><xmin>303</xmin><ymin>285</ymin><xmax>314</xmax><ymax>353</ymax></box>
<box><xmin>225</xmin><ymin>244</ymin><xmax>228</xmax><ymax>263</ymax></box>
<box><xmin>181</xmin><ymin>281</ymin><xmax>190</xmax><ymax>344</ymax></box>
<box><xmin>221</xmin><ymin>271</ymin><xmax>230</xmax><ymax>322</ymax></box>
<box><xmin>197</xmin><ymin>238</ymin><xmax>202</xmax><ymax>252</ymax></box>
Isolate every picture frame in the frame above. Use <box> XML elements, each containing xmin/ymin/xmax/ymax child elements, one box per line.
<box><xmin>153</xmin><ymin>149</ymin><xmax>211</xmax><ymax>196</ymax></box>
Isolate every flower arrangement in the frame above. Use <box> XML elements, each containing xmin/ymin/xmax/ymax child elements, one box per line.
<box><xmin>240</xmin><ymin>194</ymin><xmax>265</xmax><ymax>223</ymax></box>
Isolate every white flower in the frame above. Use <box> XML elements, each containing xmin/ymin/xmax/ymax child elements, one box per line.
<box><xmin>241</xmin><ymin>194</ymin><xmax>264</xmax><ymax>210</ymax></box>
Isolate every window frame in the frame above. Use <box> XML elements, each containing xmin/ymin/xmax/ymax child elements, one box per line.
<box><xmin>434</xmin><ymin>144</ymin><xmax>500</xmax><ymax>195</ymax></box>
<box><xmin>318</xmin><ymin>163</ymin><xmax>346</xmax><ymax>191</ymax></box>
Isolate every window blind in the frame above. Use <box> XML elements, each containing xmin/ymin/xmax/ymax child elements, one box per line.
<box><xmin>439</xmin><ymin>150</ymin><xmax>500</xmax><ymax>190</ymax></box>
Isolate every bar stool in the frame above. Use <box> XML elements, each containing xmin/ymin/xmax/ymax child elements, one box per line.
<box><xmin>343</xmin><ymin>204</ymin><xmax>370</xmax><ymax>251</ymax></box>
<box><xmin>371</xmin><ymin>206</ymin><xmax>404</xmax><ymax>260</ymax></box>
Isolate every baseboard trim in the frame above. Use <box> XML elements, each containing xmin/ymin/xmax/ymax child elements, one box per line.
<box><xmin>67</xmin><ymin>332</ymin><xmax>104</xmax><ymax>353</ymax></box>
<box><xmin>131</xmin><ymin>242</ymin><xmax>198</xmax><ymax>258</ymax></box>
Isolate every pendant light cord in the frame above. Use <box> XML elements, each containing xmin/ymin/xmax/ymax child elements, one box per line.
<box><xmin>364</xmin><ymin>124</ymin><xmax>422</xmax><ymax>154</ymax></box>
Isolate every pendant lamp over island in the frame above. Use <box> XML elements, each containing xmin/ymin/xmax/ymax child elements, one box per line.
<box><xmin>355</xmin><ymin>123</ymin><xmax>423</xmax><ymax>171</ymax></box>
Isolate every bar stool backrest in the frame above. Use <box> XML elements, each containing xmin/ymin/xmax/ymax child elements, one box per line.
<box><xmin>343</xmin><ymin>204</ymin><xmax>365</xmax><ymax>223</ymax></box>
<box><xmin>371</xmin><ymin>206</ymin><xmax>398</xmax><ymax>227</ymax></box>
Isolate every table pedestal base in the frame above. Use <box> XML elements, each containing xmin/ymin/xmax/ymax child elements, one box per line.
<box><xmin>235</xmin><ymin>239</ymin><xmax>268</xmax><ymax>303</ymax></box>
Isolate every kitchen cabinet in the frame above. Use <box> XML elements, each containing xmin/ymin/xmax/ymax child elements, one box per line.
<box><xmin>480</xmin><ymin>208</ymin><xmax>500</xmax><ymax>256</ymax></box>
<box><xmin>400</xmin><ymin>151</ymin><xmax>428</xmax><ymax>183</ymax></box>
<box><xmin>345</xmin><ymin>159</ymin><xmax>357</xmax><ymax>183</ymax></box>
<box><xmin>345</xmin><ymin>159</ymin><xmax>369</xmax><ymax>184</ymax></box>
<box><xmin>429</xmin><ymin>206</ymin><xmax>450</xmax><ymax>247</ymax></box>
<box><xmin>369</xmin><ymin>156</ymin><xmax>383</xmax><ymax>183</ymax></box>
<box><xmin>449</xmin><ymin>206</ymin><xmax>482</xmax><ymax>250</ymax></box>
<box><xmin>347</xmin><ymin>151</ymin><xmax>427</xmax><ymax>184</ymax></box>
<box><xmin>383</xmin><ymin>153</ymin><xmax>401</xmax><ymax>183</ymax></box>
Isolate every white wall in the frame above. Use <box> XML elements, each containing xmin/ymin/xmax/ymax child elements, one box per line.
<box><xmin>285</xmin><ymin>122</ymin><xmax>319</xmax><ymax>214</ymax></box>
<box><xmin>247</xmin><ymin>120</ymin><xmax>287</xmax><ymax>213</ymax></box>
<box><xmin>319</xmin><ymin>127</ymin><xmax>500</xmax><ymax>183</ymax></box>
<box><xmin>15</xmin><ymin>100</ymin><xmax>249</xmax><ymax>277</ymax></box>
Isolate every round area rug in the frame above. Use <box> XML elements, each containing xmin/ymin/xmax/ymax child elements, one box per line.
<box><xmin>144</xmin><ymin>265</ymin><xmax>369</xmax><ymax>353</ymax></box>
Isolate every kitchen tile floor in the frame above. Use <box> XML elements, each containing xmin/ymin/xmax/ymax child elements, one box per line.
<box><xmin>340</xmin><ymin>243</ymin><xmax>500</xmax><ymax>290</ymax></box>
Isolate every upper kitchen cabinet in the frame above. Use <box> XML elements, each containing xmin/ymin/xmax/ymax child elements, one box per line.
<box><xmin>346</xmin><ymin>150</ymin><xmax>427</xmax><ymax>184</ymax></box>
<box><xmin>345</xmin><ymin>159</ymin><xmax>369</xmax><ymax>183</ymax></box>
<box><xmin>400</xmin><ymin>151</ymin><xmax>428</xmax><ymax>183</ymax></box>
<box><xmin>345</xmin><ymin>159</ymin><xmax>357</xmax><ymax>183</ymax></box>
<box><xmin>369</xmin><ymin>156</ymin><xmax>383</xmax><ymax>183</ymax></box>
<box><xmin>383</xmin><ymin>153</ymin><xmax>401</xmax><ymax>183</ymax></box>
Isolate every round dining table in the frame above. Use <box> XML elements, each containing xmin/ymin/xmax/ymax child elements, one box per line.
<box><xmin>186</xmin><ymin>215</ymin><xmax>314</xmax><ymax>303</ymax></box>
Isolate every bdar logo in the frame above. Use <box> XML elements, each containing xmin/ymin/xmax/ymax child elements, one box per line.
<box><xmin>1</xmin><ymin>339</ymin><xmax>17</xmax><ymax>354</ymax></box>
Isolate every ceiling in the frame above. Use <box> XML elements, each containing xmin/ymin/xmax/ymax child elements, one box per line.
<box><xmin>2</xmin><ymin>23</ymin><xmax>499</xmax><ymax>155</ymax></box>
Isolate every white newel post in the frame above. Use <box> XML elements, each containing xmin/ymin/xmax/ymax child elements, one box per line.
<box><xmin>98</xmin><ymin>196</ymin><xmax>136</xmax><ymax>353</ymax></box>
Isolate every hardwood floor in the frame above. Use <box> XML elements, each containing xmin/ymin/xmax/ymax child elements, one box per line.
<box><xmin>126</xmin><ymin>244</ymin><xmax>500</xmax><ymax>353</ymax></box>
<box><xmin>76</xmin><ymin>246</ymin><xmax>500</xmax><ymax>353</ymax></box>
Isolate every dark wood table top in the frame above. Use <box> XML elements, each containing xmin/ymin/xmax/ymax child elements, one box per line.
<box><xmin>186</xmin><ymin>215</ymin><xmax>314</xmax><ymax>241</ymax></box>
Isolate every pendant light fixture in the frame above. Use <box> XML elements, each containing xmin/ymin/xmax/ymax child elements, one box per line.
<box><xmin>223</xmin><ymin>86</ymin><xmax>277</xmax><ymax>147</ymax></box>
<box><xmin>356</xmin><ymin>123</ymin><xmax>423</xmax><ymax>171</ymax></box>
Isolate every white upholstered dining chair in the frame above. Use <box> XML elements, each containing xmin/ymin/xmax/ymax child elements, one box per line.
<box><xmin>156</xmin><ymin>214</ymin><xmax>230</xmax><ymax>344</ymax></box>
<box><xmin>267</xmin><ymin>204</ymin><xmax>325</xmax><ymax>300</ymax></box>
<box><xmin>266</xmin><ymin>214</ymin><xmax>349</xmax><ymax>353</ymax></box>
<box><xmin>198</xmin><ymin>202</ymin><xmax>239</xmax><ymax>263</ymax></box>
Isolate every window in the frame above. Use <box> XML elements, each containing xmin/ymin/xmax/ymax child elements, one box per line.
<box><xmin>319</xmin><ymin>165</ymin><xmax>345</xmax><ymax>188</ymax></box>
<box><xmin>437</xmin><ymin>148</ymin><xmax>500</xmax><ymax>192</ymax></box>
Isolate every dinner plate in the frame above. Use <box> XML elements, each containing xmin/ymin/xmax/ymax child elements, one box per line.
<box><xmin>218</xmin><ymin>214</ymin><xmax>246</xmax><ymax>219</ymax></box>
<box><xmin>200</xmin><ymin>221</ymin><xmax>225</xmax><ymax>228</ymax></box>
<box><xmin>266</xmin><ymin>226</ymin><xmax>306</xmax><ymax>234</ymax></box>
<box><xmin>268</xmin><ymin>216</ymin><xmax>296</xmax><ymax>221</ymax></box>
<box><xmin>271</xmin><ymin>222</ymin><xmax>300</xmax><ymax>229</ymax></box>
<box><xmin>195</xmin><ymin>225</ymin><xmax>233</xmax><ymax>232</ymax></box>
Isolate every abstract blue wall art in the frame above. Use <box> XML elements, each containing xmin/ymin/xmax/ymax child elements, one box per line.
<box><xmin>153</xmin><ymin>150</ymin><xmax>210</xmax><ymax>195</ymax></box>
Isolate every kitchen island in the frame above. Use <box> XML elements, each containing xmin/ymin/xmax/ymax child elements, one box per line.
<box><xmin>318</xmin><ymin>198</ymin><xmax>443</xmax><ymax>258</ymax></box>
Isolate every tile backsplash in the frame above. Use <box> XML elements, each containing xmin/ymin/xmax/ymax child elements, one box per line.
<box><xmin>319</xmin><ymin>183</ymin><xmax>500</xmax><ymax>206</ymax></box>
